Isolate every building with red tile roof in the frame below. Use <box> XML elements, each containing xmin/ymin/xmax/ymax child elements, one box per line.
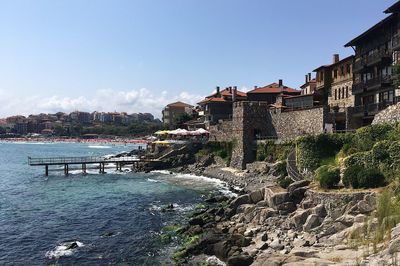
<box><xmin>198</xmin><ymin>86</ymin><xmax>247</xmax><ymax>124</ymax></box>
<box><xmin>162</xmin><ymin>101</ymin><xmax>195</xmax><ymax>129</ymax></box>
<box><xmin>247</xmin><ymin>79</ymin><xmax>300</xmax><ymax>104</ymax></box>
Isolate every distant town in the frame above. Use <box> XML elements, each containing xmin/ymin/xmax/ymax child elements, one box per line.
<box><xmin>0</xmin><ymin>111</ymin><xmax>162</xmax><ymax>138</ymax></box>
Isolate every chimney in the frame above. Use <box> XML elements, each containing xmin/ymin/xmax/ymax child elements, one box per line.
<box><xmin>305</xmin><ymin>74</ymin><xmax>308</xmax><ymax>83</ymax></box>
<box><xmin>308</xmin><ymin>73</ymin><xmax>311</xmax><ymax>82</ymax></box>
<box><xmin>254</xmin><ymin>86</ymin><xmax>258</xmax><ymax>90</ymax></box>
<box><xmin>333</xmin><ymin>54</ymin><xmax>340</xmax><ymax>64</ymax></box>
<box><xmin>278</xmin><ymin>79</ymin><xmax>283</xmax><ymax>87</ymax></box>
<box><xmin>229</xmin><ymin>86</ymin><xmax>232</xmax><ymax>93</ymax></box>
<box><xmin>232</xmin><ymin>86</ymin><xmax>237</xmax><ymax>102</ymax></box>
<box><xmin>216</xmin><ymin>86</ymin><xmax>220</xmax><ymax>96</ymax></box>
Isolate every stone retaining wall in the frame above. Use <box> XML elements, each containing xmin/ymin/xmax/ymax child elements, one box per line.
<box><xmin>372</xmin><ymin>102</ymin><xmax>400</xmax><ymax>125</ymax></box>
<box><xmin>208</xmin><ymin>120</ymin><xmax>234</xmax><ymax>142</ymax></box>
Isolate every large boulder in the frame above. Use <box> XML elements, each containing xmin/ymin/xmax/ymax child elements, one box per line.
<box><xmin>264</xmin><ymin>188</ymin><xmax>290</xmax><ymax>209</ymax></box>
<box><xmin>303</xmin><ymin>214</ymin><xmax>321</xmax><ymax>231</ymax></box>
<box><xmin>291</xmin><ymin>209</ymin><xmax>312</xmax><ymax>228</ymax></box>
<box><xmin>287</xmin><ymin>180</ymin><xmax>310</xmax><ymax>195</ymax></box>
<box><xmin>250</xmin><ymin>189</ymin><xmax>265</xmax><ymax>204</ymax></box>
<box><xmin>291</xmin><ymin>187</ymin><xmax>309</xmax><ymax>204</ymax></box>
<box><xmin>229</xmin><ymin>194</ymin><xmax>251</xmax><ymax>211</ymax></box>
<box><xmin>347</xmin><ymin>200</ymin><xmax>374</xmax><ymax>215</ymax></box>
<box><xmin>311</xmin><ymin>204</ymin><xmax>327</xmax><ymax>218</ymax></box>
<box><xmin>227</xmin><ymin>254</ymin><xmax>254</xmax><ymax>266</ymax></box>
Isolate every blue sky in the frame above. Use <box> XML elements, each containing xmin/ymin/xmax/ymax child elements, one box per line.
<box><xmin>0</xmin><ymin>0</ymin><xmax>395</xmax><ymax>117</ymax></box>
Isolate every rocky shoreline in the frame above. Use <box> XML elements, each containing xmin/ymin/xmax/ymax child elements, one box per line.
<box><xmin>164</xmin><ymin>156</ymin><xmax>400</xmax><ymax>266</ymax></box>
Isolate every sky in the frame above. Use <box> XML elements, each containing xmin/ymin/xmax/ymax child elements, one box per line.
<box><xmin>0</xmin><ymin>0</ymin><xmax>396</xmax><ymax>118</ymax></box>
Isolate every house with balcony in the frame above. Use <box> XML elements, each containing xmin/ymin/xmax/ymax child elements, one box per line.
<box><xmin>345</xmin><ymin>1</ymin><xmax>400</xmax><ymax>125</ymax></box>
<box><xmin>198</xmin><ymin>86</ymin><xmax>247</xmax><ymax>125</ymax></box>
<box><xmin>162</xmin><ymin>101</ymin><xmax>195</xmax><ymax>129</ymax></box>
<box><xmin>246</xmin><ymin>80</ymin><xmax>300</xmax><ymax>106</ymax></box>
<box><xmin>328</xmin><ymin>55</ymin><xmax>356</xmax><ymax>130</ymax></box>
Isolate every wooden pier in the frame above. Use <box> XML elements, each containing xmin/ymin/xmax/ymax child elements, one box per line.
<box><xmin>28</xmin><ymin>156</ymin><xmax>158</xmax><ymax>176</ymax></box>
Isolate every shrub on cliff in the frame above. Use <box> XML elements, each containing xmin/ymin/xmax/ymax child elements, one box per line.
<box><xmin>343</xmin><ymin>165</ymin><xmax>385</xmax><ymax>189</ymax></box>
<box><xmin>256</xmin><ymin>141</ymin><xmax>293</xmax><ymax>162</ymax></box>
<box><xmin>318</xmin><ymin>166</ymin><xmax>340</xmax><ymax>189</ymax></box>
<box><xmin>343</xmin><ymin>165</ymin><xmax>363</xmax><ymax>188</ymax></box>
<box><xmin>278</xmin><ymin>176</ymin><xmax>292</xmax><ymax>189</ymax></box>
<box><xmin>358</xmin><ymin>168</ymin><xmax>385</xmax><ymax>188</ymax></box>
<box><xmin>296</xmin><ymin>134</ymin><xmax>351</xmax><ymax>170</ymax></box>
<box><xmin>354</xmin><ymin>123</ymin><xmax>394</xmax><ymax>151</ymax></box>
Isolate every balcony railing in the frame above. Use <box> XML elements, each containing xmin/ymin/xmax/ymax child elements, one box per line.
<box><xmin>352</xmin><ymin>81</ymin><xmax>365</xmax><ymax>94</ymax></box>
<box><xmin>353</xmin><ymin>59</ymin><xmax>366</xmax><ymax>73</ymax></box>
<box><xmin>353</xmin><ymin>75</ymin><xmax>393</xmax><ymax>93</ymax></box>
<box><xmin>366</xmin><ymin>50</ymin><xmax>392</xmax><ymax>66</ymax></box>
<box><xmin>353</xmin><ymin>98</ymin><xmax>400</xmax><ymax>116</ymax></box>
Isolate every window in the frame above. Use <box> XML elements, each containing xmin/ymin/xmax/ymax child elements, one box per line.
<box><xmin>342</xmin><ymin>87</ymin><xmax>345</xmax><ymax>99</ymax></box>
<box><xmin>338</xmin><ymin>88</ymin><xmax>341</xmax><ymax>99</ymax></box>
<box><xmin>346</xmin><ymin>86</ymin><xmax>349</xmax><ymax>98</ymax></box>
<box><xmin>346</xmin><ymin>64</ymin><xmax>351</xmax><ymax>74</ymax></box>
<box><xmin>335</xmin><ymin>89</ymin><xmax>337</xmax><ymax>100</ymax></box>
<box><xmin>340</xmin><ymin>66</ymin><xmax>344</xmax><ymax>76</ymax></box>
<box><xmin>333</xmin><ymin>69</ymin><xmax>338</xmax><ymax>79</ymax></box>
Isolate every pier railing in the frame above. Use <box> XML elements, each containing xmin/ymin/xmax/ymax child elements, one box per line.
<box><xmin>28</xmin><ymin>156</ymin><xmax>141</xmax><ymax>166</ymax></box>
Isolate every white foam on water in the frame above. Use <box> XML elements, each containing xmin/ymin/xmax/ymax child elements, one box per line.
<box><xmin>88</xmin><ymin>145</ymin><xmax>112</xmax><ymax>149</ymax></box>
<box><xmin>147</xmin><ymin>178</ymin><xmax>160</xmax><ymax>183</ymax></box>
<box><xmin>8</xmin><ymin>141</ymin><xmax>55</xmax><ymax>145</ymax></box>
<box><xmin>45</xmin><ymin>241</ymin><xmax>84</xmax><ymax>259</ymax></box>
<box><xmin>150</xmin><ymin>170</ymin><xmax>237</xmax><ymax>197</ymax></box>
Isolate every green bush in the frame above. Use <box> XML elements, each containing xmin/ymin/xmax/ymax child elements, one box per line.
<box><xmin>343</xmin><ymin>165</ymin><xmax>385</xmax><ymax>189</ymax></box>
<box><xmin>343</xmin><ymin>165</ymin><xmax>363</xmax><ymax>188</ymax></box>
<box><xmin>315</xmin><ymin>165</ymin><xmax>329</xmax><ymax>182</ymax></box>
<box><xmin>278</xmin><ymin>176</ymin><xmax>293</xmax><ymax>189</ymax></box>
<box><xmin>358</xmin><ymin>168</ymin><xmax>385</xmax><ymax>188</ymax></box>
<box><xmin>296</xmin><ymin>133</ymin><xmax>352</xmax><ymax>170</ymax></box>
<box><xmin>197</xmin><ymin>141</ymin><xmax>233</xmax><ymax>162</ymax></box>
<box><xmin>275</xmin><ymin>161</ymin><xmax>287</xmax><ymax>177</ymax></box>
<box><xmin>256</xmin><ymin>141</ymin><xmax>293</xmax><ymax>162</ymax></box>
<box><xmin>319</xmin><ymin>166</ymin><xmax>340</xmax><ymax>189</ymax></box>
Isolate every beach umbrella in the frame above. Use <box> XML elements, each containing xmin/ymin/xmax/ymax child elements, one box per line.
<box><xmin>154</xmin><ymin>130</ymin><xmax>170</xmax><ymax>135</ymax></box>
<box><xmin>195</xmin><ymin>128</ymin><xmax>210</xmax><ymax>134</ymax></box>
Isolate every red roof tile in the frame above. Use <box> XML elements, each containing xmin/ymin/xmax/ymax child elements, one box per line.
<box><xmin>166</xmin><ymin>101</ymin><xmax>193</xmax><ymax>108</ymax></box>
<box><xmin>247</xmin><ymin>83</ymin><xmax>299</xmax><ymax>94</ymax></box>
<box><xmin>207</xmin><ymin>88</ymin><xmax>247</xmax><ymax>98</ymax></box>
<box><xmin>198</xmin><ymin>97</ymin><xmax>228</xmax><ymax>105</ymax></box>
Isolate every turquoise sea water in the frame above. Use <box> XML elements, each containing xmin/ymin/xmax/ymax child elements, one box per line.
<box><xmin>0</xmin><ymin>142</ymin><xmax>229</xmax><ymax>265</ymax></box>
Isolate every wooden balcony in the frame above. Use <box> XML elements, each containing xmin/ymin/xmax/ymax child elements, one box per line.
<box><xmin>366</xmin><ymin>50</ymin><xmax>392</xmax><ymax>66</ymax></box>
<box><xmin>353</xmin><ymin>58</ymin><xmax>366</xmax><ymax>73</ymax></box>
<box><xmin>352</xmin><ymin>81</ymin><xmax>365</xmax><ymax>94</ymax></box>
<box><xmin>352</xmin><ymin>98</ymin><xmax>400</xmax><ymax>117</ymax></box>
<box><xmin>393</xmin><ymin>35</ymin><xmax>400</xmax><ymax>50</ymax></box>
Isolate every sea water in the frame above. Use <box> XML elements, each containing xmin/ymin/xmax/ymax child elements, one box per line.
<box><xmin>0</xmin><ymin>142</ymin><xmax>231</xmax><ymax>265</ymax></box>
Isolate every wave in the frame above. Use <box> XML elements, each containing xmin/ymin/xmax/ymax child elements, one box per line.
<box><xmin>150</xmin><ymin>170</ymin><xmax>237</xmax><ymax>197</ymax></box>
<box><xmin>88</xmin><ymin>145</ymin><xmax>111</xmax><ymax>149</ymax></box>
<box><xmin>7</xmin><ymin>142</ymin><xmax>55</xmax><ymax>145</ymax></box>
<box><xmin>45</xmin><ymin>241</ymin><xmax>84</xmax><ymax>259</ymax></box>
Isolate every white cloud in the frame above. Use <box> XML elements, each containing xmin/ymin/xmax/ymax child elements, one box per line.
<box><xmin>0</xmin><ymin>88</ymin><xmax>204</xmax><ymax>119</ymax></box>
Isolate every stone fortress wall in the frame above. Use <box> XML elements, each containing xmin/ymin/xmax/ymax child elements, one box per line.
<box><xmin>229</xmin><ymin>102</ymin><xmax>333</xmax><ymax>169</ymax></box>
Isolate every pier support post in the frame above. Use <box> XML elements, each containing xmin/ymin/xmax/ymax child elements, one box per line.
<box><xmin>100</xmin><ymin>163</ymin><xmax>105</xmax><ymax>174</ymax></box>
<box><xmin>64</xmin><ymin>164</ymin><xmax>69</xmax><ymax>175</ymax></box>
<box><xmin>45</xmin><ymin>165</ymin><xmax>49</xmax><ymax>176</ymax></box>
<box><xmin>82</xmin><ymin>164</ymin><xmax>86</xmax><ymax>174</ymax></box>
